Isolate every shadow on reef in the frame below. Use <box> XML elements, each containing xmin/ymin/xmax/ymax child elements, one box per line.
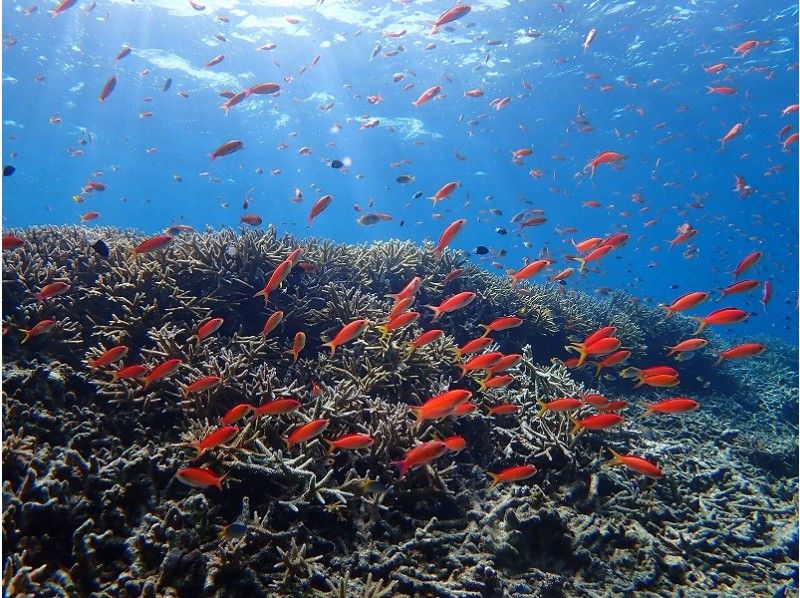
<box><xmin>2</xmin><ymin>225</ymin><xmax>797</xmax><ymax>597</ymax></box>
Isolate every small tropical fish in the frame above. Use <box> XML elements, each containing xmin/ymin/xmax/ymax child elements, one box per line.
<box><xmin>194</xmin><ymin>426</ymin><xmax>238</xmax><ymax>454</ymax></box>
<box><xmin>430</xmin><ymin>182</ymin><xmax>458</xmax><ymax>207</ymax></box>
<box><xmin>459</xmin><ymin>352</ymin><xmax>503</xmax><ymax>377</ymax></box>
<box><xmin>480</xmin><ymin>316</ymin><xmax>523</xmax><ymax>337</ymax></box>
<box><xmin>426</xmin><ymin>291</ymin><xmax>476</xmax><ymax>321</ymax></box>
<box><xmin>584</xmin><ymin>151</ymin><xmax>624</xmax><ymax>177</ymax></box>
<box><xmin>714</xmin><ymin>342</ymin><xmax>765</xmax><ymax>365</ymax></box>
<box><xmin>412</xmin><ymin>85</ymin><xmax>442</xmax><ymax>107</ymax></box>
<box><xmin>20</xmin><ymin>319</ymin><xmax>56</xmax><ymax>344</ymax></box>
<box><xmin>209</xmin><ymin>140</ymin><xmax>243</xmax><ymax>161</ymax></box>
<box><xmin>176</xmin><ymin>467</ymin><xmax>226</xmax><ymax>490</ymax></box>
<box><xmin>193</xmin><ymin>318</ymin><xmax>223</xmax><ymax>344</ymax></box>
<box><xmin>285</xmin><ymin>332</ymin><xmax>306</xmax><ymax>363</ymax></box>
<box><xmin>719</xmin><ymin>279</ymin><xmax>760</xmax><ymax>299</ymax></box>
<box><xmin>286</xmin><ymin>418</ymin><xmax>330</xmax><ymax>448</ymax></box>
<box><xmin>79</xmin><ymin>211</ymin><xmax>99</xmax><ymax>222</ymax></box>
<box><xmin>478</xmin><ymin>374</ymin><xmax>514</xmax><ymax>391</ymax></box>
<box><xmin>2</xmin><ymin>235</ymin><xmax>23</xmax><ymax>250</ymax></box>
<box><xmin>378</xmin><ymin>312</ymin><xmax>419</xmax><ymax>337</ymax></box>
<box><xmin>324</xmin><ymin>433</ymin><xmax>375</xmax><ymax>454</ymax></box>
<box><xmin>410</xmin><ymin>389</ymin><xmax>472</xmax><ymax>425</ymax></box>
<box><xmin>488</xmin><ymin>403</ymin><xmax>519</xmax><ymax>415</ymax></box>
<box><xmin>143</xmin><ymin>358</ymin><xmax>182</xmax><ymax>388</ymax></box>
<box><xmin>537</xmin><ymin>398</ymin><xmax>582</xmax><ymax>416</ymax></box>
<box><xmin>659</xmin><ymin>291</ymin><xmax>708</xmax><ymax>317</ymax></box>
<box><xmin>594</xmin><ymin>350</ymin><xmax>631</xmax><ymax>375</ymax></box>
<box><xmin>254</xmin><ymin>398</ymin><xmax>301</xmax><ymax>417</ymax></box>
<box><xmin>241</xmin><ymin>214</ymin><xmax>263</xmax><ymax>226</ymax></box>
<box><xmin>665</xmin><ymin>338</ymin><xmax>708</xmax><ymax>356</ymax></box>
<box><xmin>487</xmin><ymin>464</ymin><xmax>537</xmax><ymax>488</ymax></box>
<box><xmin>98</xmin><ymin>76</ymin><xmax>117</xmax><ymax>102</ymax></box>
<box><xmin>390</xmin><ymin>440</ymin><xmax>448</xmax><ymax>477</ymax></box>
<box><xmin>634</xmin><ymin>374</ymin><xmax>680</xmax><ymax>388</ymax></box>
<box><xmin>606</xmin><ymin>448</ymin><xmax>663</xmax><ymax>479</ymax></box>
<box><xmin>222</xmin><ymin>404</ymin><xmax>253</xmax><ymax>425</ymax></box>
<box><xmin>455</xmin><ymin>337</ymin><xmax>493</xmax><ymax>357</ymax></box>
<box><xmin>567</xmin><ymin>337</ymin><xmax>621</xmax><ymax>367</ymax></box>
<box><xmin>323</xmin><ymin>319</ymin><xmax>370</xmax><ymax>355</ymax></box>
<box><xmin>89</xmin><ymin>345</ymin><xmax>129</xmax><ymax>369</ymax></box>
<box><xmin>261</xmin><ymin>311</ymin><xmax>284</xmax><ymax>338</ymax></box>
<box><xmin>308</xmin><ymin>195</ymin><xmax>333</xmax><ymax>225</ymax></box>
<box><xmin>183</xmin><ymin>375</ymin><xmax>222</xmax><ymax>397</ymax></box>
<box><xmin>435</xmin><ymin>218</ymin><xmax>465</xmax><ymax>254</ymax></box>
<box><xmin>641</xmin><ymin>398</ymin><xmax>699</xmax><ymax>416</ymax></box>
<box><xmin>35</xmin><ymin>281</ymin><xmax>71</xmax><ymax>303</ymax></box>
<box><xmin>253</xmin><ymin>259</ymin><xmax>292</xmax><ymax>306</ymax></box>
<box><xmin>733</xmin><ymin>251</ymin><xmax>762</xmax><ymax>279</ymax></box>
<box><xmin>219</xmin><ymin>522</ymin><xmax>248</xmax><ymax>539</ymax></box>
<box><xmin>204</xmin><ymin>54</ymin><xmax>225</xmax><ymax>69</ymax></box>
<box><xmin>509</xmin><ymin>259</ymin><xmax>550</xmax><ymax>282</ymax></box>
<box><xmin>691</xmin><ymin>307</ymin><xmax>748</xmax><ymax>334</ymax></box>
<box><xmin>486</xmin><ymin>353</ymin><xmax>522</xmax><ymax>374</ymax></box>
<box><xmin>430</xmin><ymin>5</ymin><xmax>471</xmax><ymax>34</ymax></box>
<box><xmin>111</xmin><ymin>364</ymin><xmax>148</xmax><ymax>381</ymax></box>
<box><xmin>570</xmin><ymin>413</ymin><xmax>623</xmax><ymax>435</ymax></box>
<box><xmin>441</xmin><ymin>435</ymin><xmax>466</xmax><ymax>452</ymax></box>
<box><xmin>133</xmin><ymin>235</ymin><xmax>173</xmax><ymax>256</ymax></box>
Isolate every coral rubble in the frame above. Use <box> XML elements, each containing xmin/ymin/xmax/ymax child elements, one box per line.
<box><xmin>2</xmin><ymin>226</ymin><xmax>797</xmax><ymax>597</ymax></box>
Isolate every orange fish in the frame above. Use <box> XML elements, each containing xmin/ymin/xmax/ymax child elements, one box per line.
<box><xmin>410</xmin><ymin>389</ymin><xmax>472</xmax><ymax>425</ymax></box>
<box><xmin>35</xmin><ymin>281</ymin><xmax>71</xmax><ymax>303</ymax></box>
<box><xmin>537</xmin><ymin>398</ymin><xmax>582</xmax><ymax>416</ymax></box>
<box><xmin>691</xmin><ymin>307</ymin><xmax>748</xmax><ymax>334</ymax></box>
<box><xmin>324</xmin><ymin>433</ymin><xmax>375</xmax><ymax>454</ymax></box>
<box><xmin>426</xmin><ymin>291</ymin><xmax>476</xmax><ymax>321</ymax></box>
<box><xmin>20</xmin><ymin>319</ymin><xmax>56</xmax><ymax>344</ymax></box>
<box><xmin>209</xmin><ymin>139</ymin><xmax>243</xmax><ymax>161</ymax></box>
<box><xmin>594</xmin><ymin>350</ymin><xmax>631</xmax><ymax>375</ymax></box>
<box><xmin>567</xmin><ymin>337</ymin><xmax>621</xmax><ymax>367</ymax></box>
<box><xmin>386</xmin><ymin>276</ymin><xmax>422</xmax><ymax>301</ymax></box>
<box><xmin>441</xmin><ymin>435</ymin><xmax>467</xmax><ymax>452</ymax></box>
<box><xmin>574</xmin><ymin>244</ymin><xmax>614</xmax><ymax>272</ymax></box>
<box><xmin>733</xmin><ymin>251</ymin><xmax>762</xmax><ymax>279</ymax></box>
<box><xmin>430</xmin><ymin>182</ymin><xmax>458</xmax><ymax>207</ymax></box>
<box><xmin>430</xmin><ymin>5</ymin><xmax>471</xmax><ymax>34</ymax></box>
<box><xmin>390</xmin><ymin>440</ymin><xmax>448</xmax><ymax>477</ymax></box>
<box><xmin>89</xmin><ymin>345</ymin><xmax>129</xmax><ymax>369</ymax></box>
<box><xmin>584</xmin><ymin>150</ymin><xmax>624</xmax><ymax>177</ymax></box>
<box><xmin>488</xmin><ymin>403</ymin><xmax>519</xmax><ymax>415</ymax></box>
<box><xmin>583</xmin><ymin>326</ymin><xmax>616</xmax><ymax>347</ymax></box>
<box><xmin>98</xmin><ymin>76</ymin><xmax>117</xmax><ymax>102</ymax></box>
<box><xmin>665</xmin><ymin>338</ymin><xmax>708</xmax><ymax>356</ymax></box>
<box><xmin>408</xmin><ymin>329</ymin><xmax>444</xmax><ymax>353</ymax></box>
<box><xmin>714</xmin><ymin>342</ymin><xmax>765</xmax><ymax>365</ymax></box>
<box><xmin>642</xmin><ymin>397</ymin><xmax>698</xmax><ymax>416</ymax></box>
<box><xmin>133</xmin><ymin>235</ymin><xmax>173</xmax><ymax>256</ymax></box>
<box><xmin>509</xmin><ymin>259</ymin><xmax>550</xmax><ymax>282</ymax></box>
<box><xmin>459</xmin><ymin>351</ymin><xmax>503</xmax><ymax>378</ymax></box>
<box><xmin>570</xmin><ymin>413</ymin><xmax>623</xmax><ymax>435</ymax></box>
<box><xmin>193</xmin><ymin>317</ymin><xmax>224</xmax><ymax>344</ymax></box>
<box><xmin>176</xmin><ymin>467</ymin><xmax>226</xmax><ymax>490</ymax></box>
<box><xmin>480</xmin><ymin>316</ymin><xmax>523</xmax><ymax>337</ymax></box>
<box><xmin>222</xmin><ymin>404</ymin><xmax>253</xmax><ymax>425</ymax></box>
<box><xmin>412</xmin><ymin>85</ymin><xmax>442</xmax><ymax>107</ymax></box>
<box><xmin>487</xmin><ymin>464</ymin><xmax>537</xmax><ymax>488</ymax></box>
<box><xmin>194</xmin><ymin>426</ymin><xmax>238</xmax><ymax>454</ymax></box>
<box><xmin>308</xmin><ymin>195</ymin><xmax>333</xmax><ymax>225</ymax></box>
<box><xmin>261</xmin><ymin>311</ymin><xmax>284</xmax><ymax>337</ymax></box>
<box><xmin>486</xmin><ymin>354</ymin><xmax>522</xmax><ymax>374</ymax></box>
<box><xmin>254</xmin><ymin>398</ymin><xmax>301</xmax><ymax>417</ymax></box>
<box><xmin>455</xmin><ymin>337</ymin><xmax>493</xmax><ymax>358</ymax></box>
<box><xmin>143</xmin><ymin>358</ymin><xmax>182</xmax><ymax>388</ymax></box>
<box><xmin>286</xmin><ymin>332</ymin><xmax>306</xmax><ymax>363</ymax></box>
<box><xmin>323</xmin><ymin>319</ymin><xmax>370</xmax><ymax>355</ymax></box>
<box><xmin>286</xmin><ymin>418</ymin><xmax>330</xmax><ymax>448</ymax></box>
<box><xmin>253</xmin><ymin>259</ymin><xmax>292</xmax><ymax>306</ymax></box>
<box><xmin>719</xmin><ymin>279</ymin><xmax>760</xmax><ymax>299</ymax></box>
<box><xmin>478</xmin><ymin>374</ymin><xmax>514</xmax><ymax>391</ymax></box>
<box><xmin>111</xmin><ymin>364</ymin><xmax>148</xmax><ymax>381</ymax></box>
<box><xmin>378</xmin><ymin>311</ymin><xmax>419</xmax><ymax>337</ymax></box>
<box><xmin>80</xmin><ymin>211</ymin><xmax>100</xmax><ymax>222</ymax></box>
<box><xmin>606</xmin><ymin>448</ymin><xmax>663</xmax><ymax>479</ymax></box>
<box><xmin>435</xmin><ymin>218</ymin><xmax>465</xmax><ymax>254</ymax></box>
<box><xmin>659</xmin><ymin>291</ymin><xmax>708</xmax><ymax>317</ymax></box>
<box><xmin>634</xmin><ymin>374</ymin><xmax>680</xmax><ymax>388</ymax></box>
<box><xmin>183</xmin><ymin>375</ymin><xmax>222</xmax><ymax>397</ymax></box>
<box><xmin>204</xmin><ymin>53</ymin><xmax>225</xmax><ymax>69</ymax></box>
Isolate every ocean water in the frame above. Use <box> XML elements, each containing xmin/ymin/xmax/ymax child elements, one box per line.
<box><xmin>2</xmin><ymin>1</ymin><xmax>799</xmax><ymax>597</ymax></box>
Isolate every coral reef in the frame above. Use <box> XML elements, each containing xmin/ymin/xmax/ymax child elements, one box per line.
<box><xmin>2</xmin><ymin>225</ymin><xmax>797</xmax><ymax>597</ymax></box>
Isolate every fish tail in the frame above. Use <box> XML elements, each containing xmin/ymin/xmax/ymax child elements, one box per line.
<box><xmin>487</xmin><ymin>472</ymin><xmax>500</xmax><ymax>489</ymax></box>
<box><xmin>376</xmin><ymin>325</ymin><xmax>389</xmax><ymax>339</ymax></box>
<box><xmin>284</xmin><ymin>437</ymin><xmax>292</xmax><ymax>450</ymax></box>
<box><xmin>705</xmin><ymin>86</ymin><xmax>714</xmax><ymax>94</ymax></box>
<box><xmin>477</xmin><ymin>377</ymin><xmax>489</xmax><ymax>392</ymax></box>
<box><xmin>181</xmin><ymin>385</ymin><xmax>189</xmax><ymax>399</ymax></box>
<box><xmin>537</xmin><ymin>401</ymin><xmax>547</xmax><ymax>417</ymax></box>
<box><xmin>640</xmin><ymin>404</ymin><xmax>653</xmax><ymax>418</ymax></box>
<box><xmin>632</xmin><ymin>378</ymin><xmax>644</xmax><ymax>389</ymax></box>
<box><xmin>215</xmin><ymin>473</ymin><xmax>228</xmax><ymax>491</ymax></box>
<box><xmin>691</xmin><ymin>317</ymin><xmax>707</xmax><ymax>334</ymax></box>
<box><xmin>576</xmin><ymin>257</ymin><xmax>587</xmax><ymax>273</ymax></box>
<box><xmin>390</xmin><ymin>460</ymin><xmax>408</xmax><ymax>478</ymax></box>
<box><xmin>605</xmin><ymin>448</ymin><xmax>623</xmax><ymax>467</ymax></box>
<box><xmin>569</xmin><ymin>416</ymin><xmax>581</xmax><ymax>437</ymax></box>
<box><xmin>322</xmin><ymin>342</ymin><xmax>336</xmax><ymax>356</ymax></box>
<box><xmin>89</xmin><ymin>359</ymin><xmax>98</xmax><ymax>369</ymax></box>
<box><xmin>713</xmin><ymin>355</ymin><xmax>724</xmax><ymax>366</ymax></box>
<box><xmin>20</xmin><ymin>329</ymin><xmax>31</xmax><ymax>344</ymax></box>
<box><xmin>573</xmin><ymin>345</ymin><xmax>588</xmax><ymax>367</ymax></box>
<box><xmin>425</xmin><ymin>305</ymin><xmax>440</xmax><ymax>321</ymax></box>
<box><xmin>479</xmin><ymin>325</ymin><xmax>490</xmax><ymax>338</ymax></box>
<box><xmin>323</xmin><ymin>439</ymin><xmax>336</xmax><ymax>455</ymax></box>
<box><xmin>658</xmin><ymin>304</ymin><xmax>672</xmax><ymax>318</ymax></box>
<box><xmin>665</xmin><ymin>346</ymin><xmax>675</xmax><ymax>356</ymax></box>
<box><xmin>594</xmin><ymin>362</ymin><xmax>603</xmax><ymax>376</ymax></box>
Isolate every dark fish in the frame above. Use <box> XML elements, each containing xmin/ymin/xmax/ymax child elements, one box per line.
<box><xmin>330</xmin><ymin>159</ymin><xmax>344</xmax><ymax>169</ymax></box>
<box><xmin>473</xmin><ymin>245</ymin><xmax>489</xmax><ymax>255</ymax></box>
<box><xmin>495</xmin><ymin>227</ymin><xmax>507</xmax><ymax>235</ymax></box>
<box><xmin>162</xmin><ymin>78</ymin><xmax>172</xmax><ymax>92</ymax></box>
<box><xmin>412</xmin><ymin>191</ymin><xmax>422</xmax><ymax>199</ymax></box>
<box><xmin>3</xmin><ymin>165</ymin><xmax>15</xmax><ymax>177</ymax></box>
<box><xmin>91</xmin><ymin>239</ymin><xmax>109</xmax><ymax>258</ymax></box>
<box><xmin>219</xmin><ymin>522</ymin><xmax>247</xmax><ymax>539</ymax></box>
<box><xmin>396</xmin><ymin>174</ymin><xmax>414</xmax><ymax>184</ymax></box>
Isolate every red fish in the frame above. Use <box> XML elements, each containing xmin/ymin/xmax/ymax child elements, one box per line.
<box><xmin>459</xmin><ymin>352</ymin><xmax>503</xmax><ymax>377</ymax></box>
<box><xmin>222</xmin><ymin>404</ymin><xmax>253</xmax><ymax>425</ymax></box>
<box><xmin>286</xmin><ymin>332</ymin><xmax>306</xmax><ymax>362</ymax></box>
<box><xmin>583</xmin><ymin>326</ymin><xmax>616</xmax><ymax>347</ymax></box>
<box><xmin>80</xmin><ymin>211</ymin><xmax>100</xmax><ymax>222</ymax></box>
<box><xmin>733</xmin><ymin>251</ymin><xmax>762</xmax><ymax>279</ymax></box>
<box><xmin>692</xmin><ymin>307</ymin><xmax>748</xmax><ymax>333</ymax></box>
<box><xmin>308</xmin><ymin>195</ymin><xmax>333</xmax><ymax>225</ymax></box>
<box><xmin>487</xmin><ymin>464</ymin><xmax>537</xmax><ymax>488</ymax></box>
<box><xmin>51</xmin><ymin>0</ymin><xmax>79</xmax><ymax>16</ymax></box>
<box><xmin>323</xmin><ymin>319</ymin><xmax>370</xmax><ymax>355</ymax></box>
<box><xmin>760</xmin><ymin>280</ymin><xmax>773</xmax><ymax>312</ymax></box>
<box><xmin>209</xmin><ymin>139</ymin><xmax>243</xmax><ymax>161</ymax></box>
<box><xmin>480</xmin><ymin>316</ymin><xmax>523</xmax><ymax>336</ymax></box>
<box><xmin>584</xmin><ymin>151</ymin><xmax>624</xmax><ymax>177</ymax></box>
<box><xmin>408</xmin><ymin>329</ymin><xmax>444</xmax><ymax>353</ymax></box>
<box><xmin>537</xmin><ymin>398</ymin><xmax>582</xmax><ymax>415</ymax></box>
<box><xmin>634</xmin><ymin>374</ymin><xmax>680</xmax><ymax>388</ymax></box>
<box><xmin>176</xmin><ymin>467</ymin><xmax>226</xmax><ymax>490</ymax></box>
<box><xmin>665</xmin><ymin>338</ymin><xmax>708</xmax><ymax>356</ymax></box>
<box><xmin>35</xmin><ymin>281</ymin><xmax>71</xmax><ymax>303</ymax></box>
<box><xmin>378</xmin><ymin>311</ymin><xmax>419</xmax><ymax>337</ymax></box>
<box><xmin>143</xmin><ymin>358</ymin><xmax>182</xmax><ymax>388</ymax></box>
<box><xmin>386</xmin><ymin>276</ymin><xmax>422</xmax><ymax>301</ymax></box>
<box><xmin>286</xmin><ymin>418</ymin><xmax>330</xmax><ymax>448</ymax></box>
<box><xmin>594</xmin><ymin>350</ymin><xmax>631</xmax><ymax>375</ymax></box>
<box><xmin>2</xmin><ymin>236</ymin><xmax>24</xmax><ymax>250</ymax></box>
<box><xmin>194</xmin><ymin>426</ymin><xmax>238</xmax><ymax>453</ymax></box>
<box><xmin>486</xmin><ymin>353</ymin><xmax>522</xmax><ymax>374</ymax></box>
<box><xmin>719</xmin><ymin>122</ymin><xmax>743</xmax><ymax>151</ymax></box>
<box><xmin>574</xmin><ymin>244</ymin><xmax>614</xmax><ymax>272</ymax></box>
<box><xmin>241</xmin><ymin>214</ymin><xmax>263</xmax><ymax>226</ymax></box>
<box><xmin>413</xmin><ymin>85</ymin><xmax>442</xmax><ymax>107</ymax></box>
<box><xmin>430</xmin><ymin>5</ymin><xmax>471</xmax><ymax>34</ymax></box>
<box><xmin>568</xmin><ymin>337</ymin><xmax>621</xmax><ymax>367</ymax></box>
<box><xmin>455</xmin><ymin>337</ymin><xmax>493</xmax><ymax>358</ymax></box>
<box><xmin>134</xmin><ymin>235</ymin><xmax>173</xmax><ymax>255</ymax></box>
<box><xmin>194</xmin><ymin>317</ymin><xmax>224</xmax><ymax>343</ymax></box>
<box><xmin>430</xmin><ymin>181</ymin><xmax>458</xmax><ymax>206</ymax></box>
<box><xmin>204</xmin><ymin>54</ymin><xmax>225</xmax><ymax>69</ymax></box>
<box><xmin>261</xmin><ymin>311</ymin><xmax>284</xmax><ymax>338</ymax></box>
<box><xmin>659</xmin><ymin>291</ymin><xmax>708</xmax><ymax>317</ymax></box>
<box><xmin>488</xmin><ymin>403</ymin><xmax>519</xmax><ymax>415</ymax></box>
<box><xmin>247</xmin><ymin>82</ymin><xmax>281</xmax><ymax>95</ymax></box>
<box><xmin>478</xmin><ymin>374</ymin><xmax>514</xmax><ymax>391</ymax></box>
<box><xmin>410</xmin><ymin>389</ymin><xmax>472</xmax><ymax>424</ymax></box>
<box><xmin>703</xmin><ymin>63</ymin><xmax>726</xmax><ymax>74</ymax></box>
<box><xmin>426</xmin><ymin>291</ymin><xmax>476</xmax><ymax>321</ymax></box>
<box><xmin>183</xmin><ymin>375</ymin><xmax>222</xmax><ymax>397</ymax></box>
<box><xmin>435</xmin><ymin>218</ymin><xmax>466</xmax><ymax>255</ymax></box>
<box><xmin>606</xmin><ymin>449</ymin><xmax>663</xmax><ymax>479</ymax></box>
<box><xmin>98</xmin><ymin>76</ymin><xmax>117</xmax><ymax>101</ymax></box>
<box><xmin>89</xmin><ymin>345</ymin><xmax>129</xmax><ymax>369</ymax></box>
<box><xmin>111</xmin><ymin>364</ymin><xmax>148</xmax><ymax>381</ymax></box>
<box><xmin>719</xmin><ymin>279</ymin><xmax>760</xmax><ymax>298</ymax></box>
<box><xmin>714</xmin><ymin>342</ymin><xmax>765</xmax><ymax>365</ymax></box>
<box><xmin>254</xmin><ymin>398</ymin><xmax>301</xmax><ymax>417</ymax></box>
<box><xmin>570</xmin><ymin>413</ymin><xmax>623</xmax><ymax>435</ymax></box>
<box><xmin>324</xmin><ymin>433</ymin><xmax>374</xmax><ymax>454</ymax></box>
<box><xmin>441</xmin><ymin>435</ymin><xmax>467</xmax><ymax>452</ymax></box>
<box><xmin>254</xmin><ymin>259</ymin><xmax>292</xmax><ymax>306</ymax></box>
<box><xmin>390</xmin><ymin>440</ymin><xmax>448</xmax><ymax>477</ymax></box>
<box><xmin>732</xmin><ymin>40</ymin><xmax>759</xmax><ymax>55</ymax></box>
<box><xmin>20</xmin><ymin>319</ymin><xmax>56</xmax><ymax>344</ymax></box>
<box><xmin>509</xmin><ymin>259</ymin><xmax>550</xmax><ymax>282</ymax></box>
<box><xmin>642</xmin><ymin>398</ymin><xmax>698</xmax><ymax>416</ymax></box>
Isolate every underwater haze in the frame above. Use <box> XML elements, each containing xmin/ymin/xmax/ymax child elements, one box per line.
<box><xmin>1</xmin><ymin>0</ymin><xmax>799</xmax><ymax>597</ymax></box>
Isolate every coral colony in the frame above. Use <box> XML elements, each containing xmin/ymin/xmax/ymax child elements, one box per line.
<box><xmin>2</xmin><ymin>226</ymin><xmax>797</xmax><ymax>596</ymax></box>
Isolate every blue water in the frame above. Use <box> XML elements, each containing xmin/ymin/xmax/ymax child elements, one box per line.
<box><xmin>3</xmin><ymin>0</ymin><xmax>798</xmax><ymax>341</ymax></box>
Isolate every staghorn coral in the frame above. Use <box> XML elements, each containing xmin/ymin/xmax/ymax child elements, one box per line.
<box><xmin>2</xmin><ymin>225</ymin><xmax>796</xmax><ymax>597</ymax></box>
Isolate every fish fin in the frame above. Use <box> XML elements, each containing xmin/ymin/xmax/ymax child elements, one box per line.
<box><xmin>690</xmin><ymin>317</ymin><xmax>706</xmax><ymax>334</ymax></box>
<box><xmin>487</xmin><ymin>472</ymin><xmax>500</xmax><ymax>489</ymax></box>
<box><xmin>425</xmin><ymin>305</ymin><xmax>440</xmax><ymax>321</ymax></box>
<box><xmin>605</xmin><ymin>448</ymin><xmax>623</xmax><ymax>466</ymax></box>
<box><xmin>632</xmin><ymin>378</ymin><xmax>644</xmax><ymax>389</ymax></box>
<box><xmin>479</xmin><ymin>325</ymin><xmax>490</xmax><ymax>338</ymax></box>
<box><xmin>658</xmin><ymin>305</ymin><xmax>672</xmax><ymax>318</ymax></box>
<box><xmin>215</xmin><ymin>473</ymin><xmax>228</xmax><ymax>491</ymax></box>
<box><xmin>20</xmin><ymin>329</ymin><xmax>31</xmax><ymax>344</ymax></box>
<box><xmin>536</xmin><ymin>401</ymin><xmax>547</xmax><ymax>417</ymax></box>
<box><xmin>376</xmin><ymin>325</ymin><xmax>389</xmax><ymax>339</ymax></box>
<box><xmin>594</xmin><ymin>363</ymin><xmax>603</xmax><ymax>376</ymax></box>
<box><xmin>713</xmin><ymin>355</ymin><xmax>724</xmax><ymax>366</ymax></box>
<box><xmin>640</xmin><ymin>404</ymin><xmax>653</xmax><ymax>418</ymax></box>
<box><xmin>323</xmin><ymin>439</ymin><xmax>336</xmax><ymax>455</ymax></box>
<box><xmin>477</xmin><ymin>377</ymin><xmax>489</xmax><ymax>392</ymax></box>
<box><xmin>576</xmin><ymin>257</ymin><xmax>587</xmax><ymax>273</ymax></box>
<box><xmin>322</xmin><ymin>342</ymin><xmax>335</xmax><ymax>356</ymax></box>
<box><xmin>569</xmin><ymin>416</ymin><xmax>581</xmax><ymax>437</ymax></box>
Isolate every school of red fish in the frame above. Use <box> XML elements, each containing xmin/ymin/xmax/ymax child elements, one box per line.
<box><xmin>3</xmin><ymin>0</ymin><xmax>794</xmax><ymax>493</ymax></box>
